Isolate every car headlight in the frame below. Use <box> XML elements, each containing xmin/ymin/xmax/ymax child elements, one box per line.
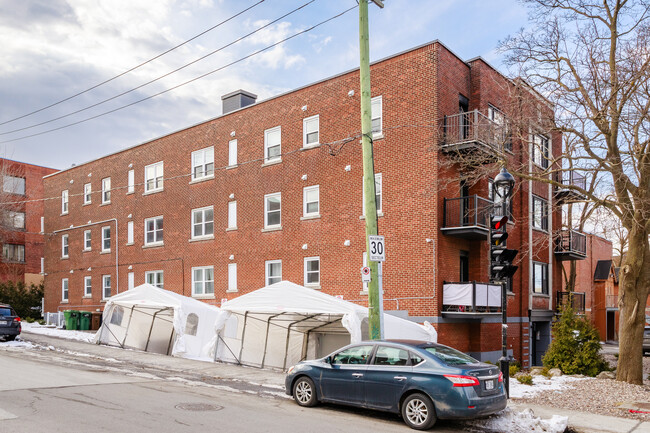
<box><xmin>287</xmin><ymin>365</ymin><xmax>295</xmax><ymax>375</ymax></box>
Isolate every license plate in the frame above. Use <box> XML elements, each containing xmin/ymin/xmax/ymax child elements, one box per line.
<box><xmin>485</xmin><ymin>380</ymin><xmax>494</xmax><ymax>390</ymax></box>
<box><xmin>0</xmin><ymin>321</ymin><xmax>7</xmax><ymax>325</ymax></box>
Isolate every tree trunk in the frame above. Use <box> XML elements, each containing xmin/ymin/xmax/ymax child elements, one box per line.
<box><xmin>616</xmin><ymin>227</ymin><xmax>650</xmax><ymax>384</ymax></box>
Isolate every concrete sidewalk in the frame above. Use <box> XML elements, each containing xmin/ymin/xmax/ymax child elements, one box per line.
<box><xmin>16</xmin><ymin>331</ymin><xmax>650</xmax><ymax>433</ymax></box>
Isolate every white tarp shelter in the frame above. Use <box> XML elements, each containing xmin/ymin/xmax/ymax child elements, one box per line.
<box><xmin>94</xmin><ymin>284</ymin><xmax>221</xmax><ymax>360</ymax></box>
<box><xmin>212</xmin><ymin>281</ymin><xmax>437</xmax><ymax>370</ymax></box>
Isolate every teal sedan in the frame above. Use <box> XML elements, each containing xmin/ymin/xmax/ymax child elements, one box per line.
<box><xmin>285</xmin><ymin>340</ymin><xmax>506</xmax><ymax>430</ymax></box>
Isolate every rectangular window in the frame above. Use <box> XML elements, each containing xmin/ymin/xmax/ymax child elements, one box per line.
<box><xmin>2</xmin><ymin>244</ymin><xmax>25</xmax><ymax>262</ymax></box>
<box><xmin>61</xmin><ymin>190</ymin><xmax>69</xmax><ymax>214</ymax></box>
<box><xmin>304</xmin><ymin>256</ymin><xmax>320</xmax><ymax>287</ymax></box>
<box><xmin>145</xmin><ymin>270</ymin><xmax>164</xmax><ymax>289</ymax></box>
<box><xmin>3</xmin><ymin>175</ymin><xmax>25</xmax><ymax>195</ymax></box>
<box><xmin>6</xmin><ymin>211</ymin><xmax>25</xmax><ymax>229</ymax></box>
<box><xmin>303</xmin><ymin>115</ymin><xmax>319</xmax><ymax>147</ymax></box>
<box><xmin>228</xmin><ymin>263</ymin><xmax>237</xmax><ymax>292</ymax></box>
<box><xmin>127</xmin><ymin>221</ymin><xmax>134</xmax><ymax>244</ymax></box>
<box><xmin>533</xmin><ymin>134</ymin><xmax>549</xmax><ymax>169</ymax></box>
<box><xmin>102</xmin><ymin>275</ymin><xmax>111</xmax><ymax>299</ymax></box>
<box><xmin>128</xmin><ymin>272</ymin><xmax>135</xmax><ymax>290</ymax></box>
<box><xmin>228</xmin><ymin>139</ymin><xmax>237</xmax><ymax>167</ymax></box>
<box><xmin>228</xmin><ymin>201</ymin><xmax>237</xmax><ymax>229</ymax></box>
<box><xmin>192</xmin><ymin>147</ymin><xmax>214</xmax><ymax>180</ymax></box>
<box><xmin>84</xmin><ymin>230</ymin><xmax>91</xmax><ymax>251</ymax></box>
<box><xmin>264</xmin><ymin>193</ymin><xmax>281</xmax><ymax>229</ymax></box>
<box><xmin>192</xmin><ymin>206</ymin><xmax>214</xmax><ymax>238</ymax></box>
<box><xmin>84</xmin><ymin>276</ymin><xmax>92</xmax><ymax>297</ymax></box>
<box><xmin>192</xmin><ymin>266</ymin><xmax>214</xmax><ymax>296</ymax></box>
<box><xmin>303</xmin><ymin>185</ymin><xmax>320</xmax><ymax>217</ymax></box>
<box><xmin>488</xmin><ymin>104</ymin><xmax>510</xmax><ymax>151</ymax></box>
<box><xmin>145</xmin><ymin>216</ymin><xmax>163</xmax><ymax>245</ymax></box>
<box><xmin>362</xmin><ymin>173</ymin><xmax>383</xmax><ymax>215</ymax></box>
<box><xmin>264</xmin><ymin>126</ymin><xmax>281</xmax><ymax>163</ymax></box>
<box><xmin>102</xmin><ymin>177</ymin><xmax>111</xmax><ymax>203</ymax></box>
<box><xmin>127</xmin><ymin>169</ymin><xmax>135</xmax><ymax>194</ymax></box>
<box><xmin>62</xmin><ymin>279</ymin><xmax>69</xmax><ymax>301</ymax></box>
<box><xmin>533</xmin><ymin>262</ymin><xmax>548</xmax><ymax>294</ymax></box>
<box><xmin>265</xmin><ymin>260</ymin><xmax>282</xmax><ymax>286</ymax></box>
<box><xmin>532</xmin><ymin>196</ymin><xmax>548</xmax><ymax>231</ymax></box>
<box><xmin>84</xmin><ymin>183</ymin><xmax>92</xmax><ymax>204</ymax></box>
<box><xmin>145</xmin><ymin>162</ymin><xmax>164</xmax><ymax>193</ymax></box>
<box><xmin>102</xmin><ymin>226</ymin><xmax>111</xmax><ymax>252</ymax></box>
<box><xmin>371</xmin><ymin>96</ymin><xmax>383</xmax><ymax>137</ymax></box>
<box><xmin>62</xmin><ymin>234</ymin><xmax>69</xmax><ymax>258</ymax></box>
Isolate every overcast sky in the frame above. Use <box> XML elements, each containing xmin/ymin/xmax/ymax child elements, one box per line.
<box><xmin>0</xmin><ymin>0</ymin><xmax>529</xmax><ymax>170</ymax></box>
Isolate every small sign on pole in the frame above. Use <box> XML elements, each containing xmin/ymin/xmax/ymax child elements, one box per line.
<box><xmin>361</xmin><ymin>266</ymin><xmax>371</xmax><ymax>283</ymax></box>
<box><xmin>368</xmin><ymin>235</ymin><xmax>385</xmax><ymax>262</ymax></box>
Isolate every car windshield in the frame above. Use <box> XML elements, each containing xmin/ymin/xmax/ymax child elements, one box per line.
<box><xmin>0</xmin><ymin>308</ymin><xmax>13</xmax><ymax>317</ymax></box>
<box><xmin>424</xmin><ymin>346</ymin><xmax>478</xmax><ymax>365</ymax></box>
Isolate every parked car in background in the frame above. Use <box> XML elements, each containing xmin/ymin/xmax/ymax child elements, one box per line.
<box><xmin>285</xmin><ymin>340</ymin><xmax>506</xmax><ymax>430</ymax></box>
<box><xmin>643</xmin><ymin>316</ymin><xmax>650</xmax><ymax>355</ymax></box>
<box><xmin>0</xmin><ymin>303</ymin><xmax>21</xmax><ymax>341</ymax></box>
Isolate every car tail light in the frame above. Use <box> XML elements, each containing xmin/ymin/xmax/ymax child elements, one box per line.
<box><xmin>498</xmin><ymin>372</ymin><xmax>503</xmax><ymax>382</ymax></box>
<box><xmin>443</xmin><ymin>374</ymin><xmax>480</xmax><ymax>387</ymax></box>
<box><xmin>13</xmin><ymin>317</ymin><xmax>21</xmax><ymax>322</ymax></box>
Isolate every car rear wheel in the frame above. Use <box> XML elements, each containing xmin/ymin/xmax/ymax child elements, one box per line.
<box><xmin>293</xmin><ymin>376</ymin><xmax>317</xmax><ymax>407</ymax></box>
<box><xmin>4</xmin><ymin>335</ymin><xmax>16</xmax><ymax>342</ymax></box>
<box><xmin>402</xmin><ymin>393</ymin><xmax>437</xmax><ymax>430</ymax></box>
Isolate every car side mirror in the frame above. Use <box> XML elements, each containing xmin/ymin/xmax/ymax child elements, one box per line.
<box><xmin>325</xmin><ymin>356</ymin><xmax>332</xmax><ymax>364</ymax></box>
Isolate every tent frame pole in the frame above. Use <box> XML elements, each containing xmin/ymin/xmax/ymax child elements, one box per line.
<box><xmin>216</xmin><ymin>333</ymin><xmax>241</xmax><ymax>365</ymax></box>
<box><xmin>121</xmin><ymin>305</ymin><xmax>136</xmax><ymax>348</ymax></box>
<box><xmin>261</xmin><ymin>313</ymin><xmax>283</xmax><ymax>369</ymax></box>
<box><xmin>144</xmin><ymin>307</ymin><xmax>170</xmax><ymax>352</ymax></box>
<box><xmin>282</xmin><ymin>314</ymin><xmax>320</xmax><ymax>370</ymax></box>
<box><xmin>237</xmin><ymin>312</ymin><xmax>249</xmax><ymax>363</ymax></box>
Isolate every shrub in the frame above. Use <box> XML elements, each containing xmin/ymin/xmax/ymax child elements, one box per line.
<box><xmin>542</xmin><ymin>303</ymin><xmax>609</xmax><ymax>377</ymax></box>
<box><xmin>516</xmin><ymin>374</ymin><xmax>533</xmax><ymax>385</ymax></box>
<box><xmin>509</xmin><ymin>363</ymin><xmax>521</xmax><ymax>377</ymax></box>
<box><xmin>0</xmin><ymin>281</ymin><xmax>44</xmax><ymax>320</ymax></box>
<box><xmin>540</xmin><ymin>366</ymin><xmax>551</xmax><ymax>378</ymax></box>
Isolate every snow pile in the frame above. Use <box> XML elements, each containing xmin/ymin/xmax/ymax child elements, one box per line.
<box><xmin>509</xmin><ymin>374</ymin><xmax>589</xmax><ymax>398</ymax></box>
<box><xmin>0</xmin><ymin>339</ymin><xmax>36</xmax><ymax>349</ymax></box>
<box><xmin>21</xmin><ymin>321</ymin><xmax>95</xmax><ymax>343</ymax></box>
<box><xmin>467</xmin><ymin>408</ymin><xmax>568</xmax><ymax>433</ymax></box>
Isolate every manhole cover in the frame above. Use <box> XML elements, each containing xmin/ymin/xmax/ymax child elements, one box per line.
<box><xmin>175</xmin><ymin>403</ymin><xmax>223</xmax><ymax>412</ymax></box>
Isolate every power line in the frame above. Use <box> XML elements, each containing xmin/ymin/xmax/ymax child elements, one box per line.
<box><xmin>0</xmin><ymin>0</ymin><xmax>316</xmax><ymax>136</ymax></box>
<box><xmin>0</xmin><ymin>0</ymin><xmax>266</xmax><ymax>127</ymax></box>
<box><xmin>0</xmin><ymin>3</ymin><xmax>357</xmax><ymax>145</ymax></box>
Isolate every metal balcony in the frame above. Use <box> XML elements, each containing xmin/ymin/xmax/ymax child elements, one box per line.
<box><xmin>554</xmin><ymin>229</ymin><xmax>587</xmax><ymax>261</ymax></box>
<box><xmin>555</xmin><ymin>171</ymin><xmax>587</xmax><ymax>203</ymax></box>
<box><xmin>442</xmin><ymin>281</ymin><xmax>502</xmax><ymax>318</ymax></box>
<box><xmin>440</xmin><ymin>110</ymin><xmax>510</xmax><ymax>154</ymax></box>
<box><xmin>442</xmin><ymin>195</ymin><xmax>492</xmax><ymax>239</ymax></box>
<box><xmin>556</xmin><ymin>291</ymin><xmax>586</xmax><ymax>314</ymax></box>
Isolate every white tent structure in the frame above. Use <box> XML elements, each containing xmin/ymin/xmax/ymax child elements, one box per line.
<box><xmin>212</xmin><ymin>281</ymin><xmax>437</xmax><ymax>370</ymax></box>
<box><xmin>94</xmin><ymin>284</ymin><xmax>221</xmax><ymax>360</ymax></box>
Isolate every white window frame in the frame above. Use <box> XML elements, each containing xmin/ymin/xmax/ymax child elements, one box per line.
<box><xmin>102</xmin><ymin>275</ymin><xmax>111</xmax><ymax>299</ymax></box>
<box><xmin>192</xmin><ymin>266</ymin><xmax>214</xmax><ymax>297</ymax></box>
<box><xmin>144</xmin><ymin>216</ymin><xmax>164</xmax><ymax>246</ymax></box>
<box><xmin>371</xmin><ymin>95</ymin><xmax>383</xmax><ymax>138</ymax></box>
<box><xmin>61</xmin><ymin>234</ymin><xmax>69</xmax><ymax>258</ymax></box>
<box><xmin>265</xmin><ymin>260</ymin><xmax>282</xmax><ymax>286</ymax></box>
<box><xmin>228</xmin><ymin>139</ymin><xmax>238</xmax><ymax>167</ymax></box>
<box><xmin>127</xmin><ymin>221</ymin><xmax>134</xmax><ymax>245</ymax></box>
<box><xmin>303</xmin><ymin>185</ymin><xmax>320</xmax><ymax>218</ymax></box>
<box><xmin>362</xmin><ymin>173</ymin><xmax>383</xmax><ymax>216</ymax></box>
<box><xmin>304</xmin><ymin>256</ymin><xmax>320</xmax><ymax>288</ymax></box>
<box><xmin>101</xmin><ymin>226</ymin><xmax>111</xmax><ymax>252</ymax></box>
<box><xmin>532</xmin><ymin>262</ymin><xmax>549</xmax><ymax>295</ymax></box>
<box><xmin>102</xmin><ymin>177</ymin><xmax>111</xmax><ymax>204</ymax></box>
<box><xmin>228</xmin><ymin>201</ymin><xmax>237</xmax><ymax>230</ymax></box>
<box><xmin>303</xmin><ymin>115</ymin><xmax>320</xmax><ymax>148</ymax></box>
<box><xmin>227</xmin><ymin>263</ymin><xmax>237</xmax><ymax>292</ymax></box>
<box><xmin>532</xmin><ymin>134</ymin><xmax>549</xmax><ymax>169</ymax></box>
<box><xmin>145</xmin><ymin>270</ymin><xmax>164</xmax><ymax>289</ymax></box>
<box><xmin>192</xmin><ymin>206</ymin><xmax>214</xmax><ymax>239</ymax></box>
<box><xmin>191</xmin><ymin>147</ymin><xmax>214</xmax><ymax>181</ymax></box>
<box><xmin>83</xmin><ymin>230</ymin><xmax>91</xmax><ymax>251</ymax></box>
<box><xmin>264</xmin><ymin>126</ymin><xmax>282</xmax><ymax>163</ymax></box>
<box><xmin>145</xmin><ymin>161</ymin><xmax>164</xmax><ymax>193</ymax></box>
<box><xmin>264</xmin><ymin>192</ymin><xmax>282</xmax><ymax>229</ymax></box>
<box><xmin>532</xmin><ymin>195</ymin><xmax>548</xmax><ymax>231</ymax></box>
<box><xmin>127</xmin><ymin>169</ymin><xmax>135</xmax><ymax>194</ymax></box>
<box><xmin>7</xmin><ymin>211</ymin><xmax>25</xmax><ymax>229</ymax></box>
<box><xmin>84</xmin><ymin>276</ymin><xmax>92</xmax><ymax>297</ymax></box>
<box><xmin>62</xmin><ymin>278</ymin><xmax>69</xmax><ymax>301</ymax></box>
<box><xmin>83</xmin><ymin>183</ymin><xmax>92</xmax><ymax>204</ymax></box>
<box><xmin>61</xmin><ymin>190</ymin><xmax>69</xmax><ymax>214</ymax></box>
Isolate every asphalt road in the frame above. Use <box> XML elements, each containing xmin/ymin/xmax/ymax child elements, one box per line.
<box><xmin>0</xmin><ymin>338</ymin><xmax>482</xmax><ymax>433</ymax></box>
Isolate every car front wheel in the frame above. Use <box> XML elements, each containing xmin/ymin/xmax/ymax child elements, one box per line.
<box><xmin>401</xmin><ymin>393</ymin><xmax>437</xmax><ymax>430</ymax></box>
<box><xmin>292</xmin><ymin>376</ymin><xmax>318</xmax><ymax>407</ymax></box>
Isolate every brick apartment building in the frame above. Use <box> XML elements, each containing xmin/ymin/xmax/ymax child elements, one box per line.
<box><xmin>1</xmin><ymin>158</ymin><xmax>57</xmax><ymax>285</ymax></box>
<box><xmin>42</xmin><ymin>41</ymin><xmax>585</xmax><ymax>368</ymax></box>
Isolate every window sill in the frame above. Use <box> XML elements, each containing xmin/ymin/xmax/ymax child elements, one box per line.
<box><xmin>189</xmin><ymin>236</ymin><xmax>214</xmax><ymax>243</ymax></box>
<box><xmin>301</xmin><ymin>144</ymin><xmax>320</xmax><ymax>151</ymax></box>
<box><xmin>372</xmin><ymin>133</ymin><xmax>384</xmax><ymax>141</ymax></box>
<box><xmin>143</xmin><ymin>189</ymin><xmax>163</xmax><ymax>196</ymax></box>
<box><xmin>101</xmin><ymin>299</ymin><xmax>108</xmax><ymax>303</ymax></box>
<box><xmin>359</xmin><ymin>290</ymin><xmax>368</xmax><ymax>296</ymax></box>
<box><xmin>126</xmin><ymin>242</ymin><xmax>134</xmax><ymax>246</ymax></box>
<box><xmin>262</xmin><ymin>226</ymin><xmax>282</xmax><ymax>233</ymax></box>
<box><xmin>83</xmin><ymin>202</ymin><xmax>91</xmax><ymax>206</ymax></box>
<box><xmin>226</xmin><ymin>164</ymin><xmax>238</xmax><ymax>170</ymax></box>
<box><xmin>189</xmin><ymin>175</ymin><xmax>214</xmax><ymax>185</ymax></box>
<box><xmin>61</xmin><ymin>256</ymin><xmax>69</xmax><ymax>260</ymax></box>
<box><xmin>142</xmin><ymin>242</ymin><xmax>164</xmax><ymax>249</ymax></box>
<box><xmin>261</xmin><ymin>159</ymin><xmax>282</xmax><ymax>167</ymax></box>
<box><xmin>61</xmin><ymin>212</ymin><xmax>68</xmax><ymax>216</ymax></box>
<box><xmin>301</xmin><ymin>214</ymin><xmax>321</xmax><ymax>221</ymax></box>
<box><xmin>226</xmin><ymin>289</ymin><xmax>238</xmax><ymax>293</ymax></box>
<box><xmin>359</xmin><ymin>212</ymin><xmax>384</xmax><ymax>220</ymax></box>
<box><xmin>532</xmin><ymin>227</ymin><xmax>548</xmax><ymax>234</ymax></box>
<box><xmin>61</xmin><ymin>300</ymin><xmax>69</xmax><ymax>304</ymax></box>
<box><xmin>532</xmin><ymin>293</ymin><xmax>550</xmax><ymax>298</ymax></box>
<box><xmin>100</xmin><ymin>250</ymin><xmax>111</xmax><ymax>254</ymax></box>
<box><xmin>192</xmin><ymin>294</ymin><xmax>215</xmax><ymax>300</ymax></box>
<box><xmin>126</xmin><ymin>191</ymin><xmax>135</xmax><ymax>195</ymax></box>
<box><xmin>82</xmin><ymin>295</ymin><xmax>92</xmax><ymax>299</ymax></box>
<box><xmin>100</xmin><ymin>202</ymin><xmax>111</xmax><ymax>206</ymax></box>
<box><xmin>305</xmin><ymin>285</ymin><xmax>321</xmax><ymax>290</ymax></box>
<box><xmin>83</xmin><ymin>249</ymin><xmax>91</xmax><ymax>253</ymax></box>
<box><xmin>226</xmin><ymin>227</ymin><xmax>237</xmax><ymax>232</ymax></box>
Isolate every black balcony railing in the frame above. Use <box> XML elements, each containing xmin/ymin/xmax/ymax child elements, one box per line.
<box><xmin>442</xmin><ymin>281</ymin><xmax>502</xmax><ymax>314</ymax></box>
<box><xmin>556</xmin><ymin>291</ymin><xmax>586</xmax><ymax>314</ymax></box>
<box><xmin>555</xmin><ymin>229</ymin><xmax>587</xmax><ymax>259</ymax></box>
<box><xmin>440</xmin><ymin>110</ymin><xmax>510</xmax><ymax>152</ymax></box>
<box><xmin>557</xmin><ymin>171</ymin><xmax>586</xmax><ymax>191</ymax></box>
<box><xmin>443</xmin><ymin>195</ymin><xmax>493</xmax><ymax>229</ymax></box>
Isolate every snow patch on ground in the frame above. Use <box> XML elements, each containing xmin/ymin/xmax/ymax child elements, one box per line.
<box><xmin>0</xmin><ymin>339</ymin><xmax>36</xmax><ymax>349</ymax></box>
<box><xmin>466</xmin><ymin>408</ymin><xmax>568</xmax><ymax>433</ymax></box>
<box><xmin>21</xmin><ymin>322</ymin><xmax>95</xmax><ymax>342</ymax></box>
<box><xmin>509</xmin><ymin>374</ymin><xmax>590</xmax><ymax>398</ymax></box>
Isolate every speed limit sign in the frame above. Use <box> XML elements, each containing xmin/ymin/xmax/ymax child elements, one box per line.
<box><xmin>368</xmin><ymin>235</ymin><xmax>385</xmax><ymax>262</ymax></box>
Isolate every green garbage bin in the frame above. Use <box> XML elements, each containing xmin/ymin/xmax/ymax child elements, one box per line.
<box><xmin>63</xmin><ymin>310</ymin><xmax>79</xmax><ymax>330</ymax></box>
<box><xmin>79</xmin><ymin>312</ymin><xmax>92</xmax><ymax>331</ymax></box>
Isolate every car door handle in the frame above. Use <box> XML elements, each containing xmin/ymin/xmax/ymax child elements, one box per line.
<box><xmin>352</xmin><ymin>373</ymin><xmax>364</xmax><ymax>378</ymax></box>
<box><xmin>394</xmin><ymin>376</ymin><xmax>407</xmax><ymax>381</ymax></box>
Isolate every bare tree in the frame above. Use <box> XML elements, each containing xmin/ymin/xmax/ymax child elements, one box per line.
<box><xmin>500</xmin><ymin>0</ymin><xmax>650</xmax><ymax>384</ymax></box>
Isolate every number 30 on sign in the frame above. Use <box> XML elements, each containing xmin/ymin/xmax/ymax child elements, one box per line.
<box><xmin>368</xmin><ymin>235</ymin><xmax>385</xmax><ymax>262</ymax></box>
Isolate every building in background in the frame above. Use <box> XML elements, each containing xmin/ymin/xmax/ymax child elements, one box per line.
<box><xmin>42</xmin><ymin>41</ymin><xmax>577</xmax><ymax>367</ymax></box>
<box><xmin>0</xmin><ymin>158</ymin><xmax>58</xmax><ymax>286</ymax></box>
